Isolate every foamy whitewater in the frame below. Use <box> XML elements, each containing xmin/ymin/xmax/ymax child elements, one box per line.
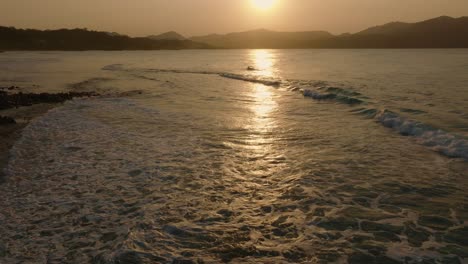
<box><xmin>0</xmin><ymin>50</ymin><xmax>467</xmax><ymax>263</ymax></box>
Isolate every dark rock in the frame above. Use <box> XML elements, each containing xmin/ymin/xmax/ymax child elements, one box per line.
<box><xmin>0</xmin><ymin>91</ymin><xmax>98</xmax><ymax>110</ymax></box>
<box><xmin>418</xmin><ymin>215</ymin><xmax>453</xmax><ymax>230</ymax></box>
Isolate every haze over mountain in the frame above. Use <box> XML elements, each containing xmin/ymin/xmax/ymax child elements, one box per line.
<box><xmin>1</xmin><ymin>16</ymin><xmax>467</xmax><ymax>50</ymax></box>
<box><xmin>190</xmin><ymin>29</ymin><xmax>333</xmax><ymax>49</ymax></box>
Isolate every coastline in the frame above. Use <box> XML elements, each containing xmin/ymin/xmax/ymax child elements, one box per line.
<box><xmin>0</xmin><ymin>88</ymin><xmax>99</xmax><ymax>182</ymax></box>
<box><xmin>0</xmin><ymin>103</ymin><xmax>60</xmax><ymax>181</ymax></box>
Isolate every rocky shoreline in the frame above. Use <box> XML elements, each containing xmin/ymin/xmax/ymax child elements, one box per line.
<box><xmin>0</xmin><ymin>86</ymin><xmax>98</xmax><ymax>122</ymax></box>
<box><xmin>1</xmin><ymin>87</ymin><xmax>97</xmax><ymax>109</ymax></box>
<box><xmin>0</xmin><ymin>86</ymin><xmax>99</xmax><ymax>181</ymax></box>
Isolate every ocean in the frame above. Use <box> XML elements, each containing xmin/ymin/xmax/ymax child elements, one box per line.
<box><xmin>0</xmin><ymin>50</ymin><xmax>467</xmax><ymax>263</ymax></box>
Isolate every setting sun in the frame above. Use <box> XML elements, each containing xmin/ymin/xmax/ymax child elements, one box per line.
<box><xmin>251</xmin><ymin>0</ymin><xmax>277</xmax><ymax>10</ymax></box>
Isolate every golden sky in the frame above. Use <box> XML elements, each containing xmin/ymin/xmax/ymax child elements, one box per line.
<box><xmin>1</xmin><ymin>0</ymin><xmax>467</xmax><ymax>37</ymax></box>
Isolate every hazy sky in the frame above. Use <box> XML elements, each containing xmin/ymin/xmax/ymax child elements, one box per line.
<box><xmin>1</xmin><ymin>0</ymin><xmax>467</xmax><ymax>37</ymax></box>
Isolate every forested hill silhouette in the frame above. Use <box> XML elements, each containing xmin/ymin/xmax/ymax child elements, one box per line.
<box><xmin>190</xmin><ymin>16</ymin><xmax>468</xmax><ymax>48</ymax></box>
<box><xmin>336</xmin><ymin>16</ymin><xmax>468</xmax><ymax>48</ymax></box>
<box><xmin>0</xmin><ymin>27</ymin><xmax>209</xmax><ymax>50</ymax></box>
<box><xmin>1</xmin><ymin>16</ymin><xmax>467</xmax><ymax>50</ymax></box>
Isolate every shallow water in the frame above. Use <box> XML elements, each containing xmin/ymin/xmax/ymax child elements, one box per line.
<box><xmin>0</xmin><ymin>50</ymin><xmax>467</xmax><ymax>263</ymax></box>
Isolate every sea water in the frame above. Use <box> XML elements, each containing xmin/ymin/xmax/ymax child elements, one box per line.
<box><xmin>0</xmin><ymin>50</ymin><xmax>467</xmax><ymax>263</ymax></box>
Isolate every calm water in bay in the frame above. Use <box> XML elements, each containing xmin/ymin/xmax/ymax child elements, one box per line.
<box><xmin>0</xmin><ymin>50</ymin><xmax>467</xmax><ymax>263</ymax></box>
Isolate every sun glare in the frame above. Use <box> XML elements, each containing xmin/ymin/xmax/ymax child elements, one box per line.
<box><xmin>251</xmin><ymin>0</ymin><xmax>277</xmax><ymax>10</ymax></box>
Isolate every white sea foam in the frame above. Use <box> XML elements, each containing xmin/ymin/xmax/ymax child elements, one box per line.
<box><xmin>376</xmin><ymin>110</ymin><xmax>468</xmax><ymax>159</ymax></box>
<box><xmin>303</xmin><ymin>88</ymin><xmax>364</xmax><ymax>105</ymax></box>
<box><xmin>302</xmin><ymin>89</ymin><xmax>336</xmax><ymax>100</ymax></box>
<box><xmin>219</xmin><ymin>73</ymin><xmax>282</xmax><ymax>86</ymax></box>
<box><xmin>103</xmin><ymin>64</ymin><xmax>283</xmax><ymax>87</ymax></box>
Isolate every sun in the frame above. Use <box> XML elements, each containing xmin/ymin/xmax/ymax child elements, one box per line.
<box><xmin>251</xmin><ymin>0</ymin><xmax>277</xmax><ymax>10</ymax></box>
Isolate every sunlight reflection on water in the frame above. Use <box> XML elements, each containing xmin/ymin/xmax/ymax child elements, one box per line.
<box><xmin>250</xmin><ymin>49</ymin><xmax>277</xmax><ymax>77</ymax></box>
<box><xmin>246</xmin><ymin>50</ymin><xmax>279</xmax><ymax>150</ymax></box>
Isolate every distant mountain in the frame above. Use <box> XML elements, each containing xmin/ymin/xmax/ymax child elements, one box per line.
<box><xmin>1</xmin><ymin>16</ymin><xmax>467</xmax><ymax>50</ymax></box>
<box><xmin>356</xmin><ymin>22</ymin><xmax>411</xmax><ymax>35</ymax></box>
<box><xmin>323</xmin><ymin>16</ymin><xmax>468</xmax><ymax>48</ymax></box>
<box><xmin>190</xmin><ymin>29</ymin><xmax>333</xmax><ymax>49</ymax></box>
<box><xmin>148</xmin><ymin>31</ymin><xmax>186</xmax><ymax>41</ymax></box>
<box><xmin>190</xmin><ymin>16</ymin><xmax>468</xmax><ymax>49</ymax></box>
<box><xmin>0</xmin><ymin>27</ymin><xmax>209</xmax><ymax>50</ymax></box>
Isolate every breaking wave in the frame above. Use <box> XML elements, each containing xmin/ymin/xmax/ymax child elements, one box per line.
<box><xmin>375</xmin><ymin>110</ymin><xmax>468</xmax><ymax>159</ymax></box>
<box><xmin>352</xmin><ymin>108</ymin><xmax>468</xmax><ymax>160</ymax></box>
<box><xmin>102</xmin><ymin>63</ymin><xmax>468</xmax><ymax>160</ymax></box>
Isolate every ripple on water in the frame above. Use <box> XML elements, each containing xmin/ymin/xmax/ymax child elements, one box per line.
<box><xmin>0</xmin><ymin>96</ymin><xmax>467</xmax><ymax>263</ymax></box>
